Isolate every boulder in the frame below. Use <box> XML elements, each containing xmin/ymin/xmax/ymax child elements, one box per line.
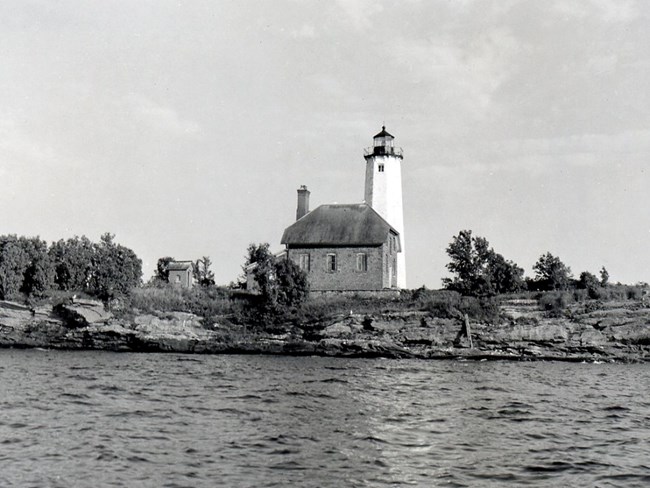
<box><xmin>322</xmin><ymin>322</ymin><xmax>353</xmax><ymax>338</ymax></box>
<box><xmin>54</xmin><ymin>299</ymin><xmax>112</xmax><ymax>327</ymax></box>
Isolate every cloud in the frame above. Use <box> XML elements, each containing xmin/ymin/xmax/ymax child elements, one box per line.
<box><xmin>552</xmin><ymin>0</ymin><xmax>639</xmax><ymax>23</ymax></box>
<box><xmin>388</xmin><ymin>26</ymin><xmax>521</xmax><ymax>117</ymax></box>
<box><xmin>126</xmin><ymin>94</ymin><xmax>201</xmax><ymax>137</ymax></box>
<box><xmin>291</xmin><ymin>23</ymin><xmax>316</xmax><ymax>39</ymax></box>
<box><xmin>413</xmin><ymin>129</ymin><xmax>650</xmax><ymax>181</ymax></box>
<box><xmin>334</xmin><ymin>0</ymin><xmax>384</xmax><ymax>32</ymax></box>
<box><xmin>483</xmin><ymin>130</ymin><xmax>650</xmax><ymax>174</ymax></box>
<box><xmin>0</xmin><ymin>118</ymin><xmax>58</xmax><ymax>169</ymax></box>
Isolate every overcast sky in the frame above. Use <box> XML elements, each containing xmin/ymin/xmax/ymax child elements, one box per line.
<box><xmin>2</xmin><ymin>0</ymin><xmax>649</xmax><ymax>287</ymax></box>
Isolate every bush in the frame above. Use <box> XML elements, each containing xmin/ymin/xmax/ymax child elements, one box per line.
<box><xmin>626</xmin><ymin>287</ymin><xmax>643</xmax><ymax>300</ymax></box>
<box><xmin>244</xmin><ymin>243</ymin><xmax>309</xmax><ymax>323</ymax></box>
<box><xmin>578</xmin><ymin>271</ymin><xmax>601</xmax><ymax>299</ymax></box>
<box><xmin>538</xmin><ymin>291</ymin><xmax>575</xmax><ymax>317</ymax></box>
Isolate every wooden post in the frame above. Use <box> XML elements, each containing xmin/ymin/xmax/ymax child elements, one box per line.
<box><xmin>464</xmin><ymin>313</ymin><xmax>473</xmax><ymax>349</ymax></box>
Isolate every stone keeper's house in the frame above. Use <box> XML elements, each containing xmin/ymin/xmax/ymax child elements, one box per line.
<box><xmin>281</xmin><ymin>203</ymin><xmax>401</xmax><ymax>291</ymax></box>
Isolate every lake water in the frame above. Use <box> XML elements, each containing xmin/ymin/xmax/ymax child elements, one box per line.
<box><xmin>1</xmin><ymin>350</ymin><xmax>648</xmax><ymax>487</ymax></box>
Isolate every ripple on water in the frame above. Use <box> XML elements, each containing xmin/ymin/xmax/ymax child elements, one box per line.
<box><xmin>0</xmin><ymin>351</ymin><xmax>648</xmax><ymax>487</ymax></box>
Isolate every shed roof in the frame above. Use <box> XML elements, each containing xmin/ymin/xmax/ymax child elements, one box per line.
<box><xmin>167</xmin><ymin>261</ymin><xmax>194</xmax><ymax>271</ymax></box>
<box><xmin>281</xmin><ymin>204</ymin><xmax>399</xmax><ymax>247</ymax></box>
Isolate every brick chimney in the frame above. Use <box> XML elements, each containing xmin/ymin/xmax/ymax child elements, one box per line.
<box><xmin>296</xmin><ymin>185</ymin><xmax>310</xmax><ymax>220</ymax></box>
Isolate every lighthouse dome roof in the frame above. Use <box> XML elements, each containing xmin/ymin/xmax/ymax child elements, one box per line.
<box><xmin>373</xmin><ymin>126</ymin><xmax>394</xmax><ymax>139</ymax></box>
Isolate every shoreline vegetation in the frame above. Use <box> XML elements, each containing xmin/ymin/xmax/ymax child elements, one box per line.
<box><xmin>1</xmin><ymin>232</ymin><xmax>648</xmax><ymax>361</ymax></box>
<box><xmin>1</xmin><ymin>286</ymin><xmax>649</xmax><ymax>362</ymax></box>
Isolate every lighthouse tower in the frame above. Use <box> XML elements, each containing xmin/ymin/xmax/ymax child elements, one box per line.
<box><xmin>364</xmin><ymin>126</ymin><xmax>406</xmax><ymax>288</ymax></box>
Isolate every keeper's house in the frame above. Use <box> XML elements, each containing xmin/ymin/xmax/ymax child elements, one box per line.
<box><xmin>281</xmin><ymin>201</ymin><xmax>401</xmax><ymax>292</ymax></box>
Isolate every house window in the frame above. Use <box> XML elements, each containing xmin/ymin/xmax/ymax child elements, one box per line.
<box><xmin>356</xmin><ymin>253</ymin><xmax>368</xmax><ymax>272</ymax></box>
<box><xmin>378</xmin><ymin>164</ymin><xmax>384</xmax><ymax>172</ymax></box>
<box><xmin>175</xmin><ymin>275</ymin><xmax>181</xmax><ymax>283</ymax></box>
<box><xmin>326</xmin><ymin>253</ymin><xmax>337</xmax><ymax>273</ymax></box>
<box><xmin>299</xmin><ymin>253</ymin><xmax>310</xmax><ymax>272</ymax></box>
<box><xmin>389</xmin><ymin>234</ymin><xmax>397</xmax><ymax>253</ymax></box>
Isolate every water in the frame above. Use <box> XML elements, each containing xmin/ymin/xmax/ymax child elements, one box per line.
<box><xmin>1</xmin><ymin>351</ymin><xmax>649</xmax><ymax>487</ymax></box>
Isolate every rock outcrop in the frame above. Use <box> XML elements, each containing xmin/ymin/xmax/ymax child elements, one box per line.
<box><xmin>1</xmin><ymin>298</ymin><xmax>649</xmax><ymax>361</ymax></box>
<box><xmin>53</xmin><ymin>299</ymin><xmax>113</xmax><ymax>327</ymax></box>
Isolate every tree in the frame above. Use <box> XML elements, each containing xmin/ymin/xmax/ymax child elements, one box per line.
<box><xmin>245</xmin><ymin>243</ymin><xmax>309</xmax><ymax>313</ymax></box>
<box><xmin>533</xmin><ymin>253</ymin><xmax>572</xmax><ymax>291</ymax></box>
<box><xmin>443</xmin><ymin>230</ymin><xmax>525</xmax><ymax>297</ymax></box>
<box><xmin>269</xmin><ymin>258</ymin><xmax>309</xmax><ymax>310</ymax></box>
<box><xmin>89</xmin><ymin>233</ymin><xmax>142</xmax><ymax>301</ymax></box>
<box><xmin>20</xmin><ymin>237</ymin><xmax>54</xmax><ymax>297</ymax></box>
<box><xmin>0</xmin><ymin>235</ymin><xmax>54</xmax><ymax>299</ymax></box>
<box><xmin>600</xmin><ymin>266</ymin><xmax>609</xmax><ymax>287</ymax></box>
<box><xmin>49</xmin><ymin>236</ymin><xmax>95</xmax><ymax>291</ymax></box>
<box><xmin>244</xmin><ymin>243</ymin><xmax>271</xmax><ymax>267</ymax></box>
<box><xmin>486</xmin><ymin>252</ymin><xmax>526</xmax><ymax>295</ymax></box>
<box><xmin>194</xmin><ymin>256</ymin><xmax>215</xmax><ymax>286</ymax></box>
<box><xmin>154</xmin><ymin>256</ymin><xmax>175</xmax><ymax>283</ymax></box>
<box><xmin>0</xmin><ymin>236</ymin><xmax>32</xmax><ymax>299</ymax></box>
<box><xmin>578</xmin><ymin>271</ymin><xmax>601</xmax><ymax>298</ymax></box>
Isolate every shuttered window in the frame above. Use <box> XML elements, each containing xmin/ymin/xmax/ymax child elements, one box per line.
<box><xmin>299</xmin><ymin>253</ymin><xmax>310</xmax><ymax>272</ymax></box>
<box><xmin>356</xmin><ymin>253</ymin><xmax>368</xmax><ymax>272</ymax></box>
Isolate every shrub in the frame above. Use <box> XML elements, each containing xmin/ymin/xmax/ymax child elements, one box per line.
<box><xmin>578</xmin><ymin>271</ymin><xmax>601</xmax><ymax>299</ymax></box>
<box><xmin>538</xmin><ymin>291</ymin><xmax>575</xmax><ymax>317</ymax></box>
<box><xmin>626</xmin><ymin>287</ymin><xmax>642</xmax><ymax>300</ymax></box>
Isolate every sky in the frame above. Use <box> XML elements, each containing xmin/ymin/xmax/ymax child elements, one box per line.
<box><xmin>1</xmin><ymin>0</ymin><xmax>649</xmax><ymax>288</ymax></box>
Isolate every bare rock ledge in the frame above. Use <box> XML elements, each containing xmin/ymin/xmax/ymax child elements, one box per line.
<box><xmin>1</xmin><ymin>300</ymin><xmax>649</xmax><ymax>362</ymax></box>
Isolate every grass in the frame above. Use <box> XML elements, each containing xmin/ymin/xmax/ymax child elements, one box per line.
<box><xmin>122</xmin><ymin>285</ymin><xmax>503</xmax><ymax>328</ymax></box>
<box><xmin>126</xmin><ymin>285</ymin><xmax>256</xmax><ymax>325</ymax></box>
<box><xmin>18</xmin><ymin>282</ymin><xmax>647</xmax><ymax>328</ymax></box>
<box><xmin>534</xmin><ymin>284</ymin><xmax>648</xmax><ymax>318</ymax></box>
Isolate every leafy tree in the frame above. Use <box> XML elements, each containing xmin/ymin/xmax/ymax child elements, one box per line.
<box><xmin>20</xmin><ymin>237</ymin><xmax>54</xmax><ymax>297</ymax></box>
<box><xmin>486</xmin><ymin>252</ymin><xmax>526</xmax><ymax>295</ymax></box>
<box><xmin>89</xmin><ymin>233</ymin><xmax>142</xmax><ymax>301</ymax></box>
<box><xmin>49</xmin><ymin>236</ymin><xmax>95</xmax><ymax>291</ymax></box>
<box><xmin>267</xmin><ymin>258</ymin><xmax>309</xmax><ymax>310</ymax></box>
<box><xmin>154</xmin><ymin>256</ymin><xmax>175</xmax><ymax>283</ymax></box>
<box><xmin>533</xmin><ymin>253</ymin><xmax>572</xmax><ymax>291</ymax></box>
<box><xmin>244</xmin><ymin>243</ymin><xmax>271</xmax><ymax>267</ymax></box>
<box><xmin>578</xmin><ymin>271</ymin><xmax>601</xmax><ymax>298</ymax></box>
<box><xmin>194</xmin><ymin>256</ymin><xmax>215</xmax><ymax>286</ymax></box>
<box><xmin>443</xmin><ymin>230</ymin><xmax>525</xmax><ymax>297</ymax></box>
<box><xmin>600</xmin><ymin>266</ymin><xmax>609</xmax><ymax>287</ymax></box>
<box><xmin>1</xmin><ymin>233</ymin><xmax>142</xmax><ymax>302</ymax></box>
<box><xmin>0</xmin><ymin>235</ymin><xmax>54</xmax><ymax>299</ymax></box>
<box><xmin>246</xmin><ymin>243</ymin><xmax>309</xmax><ymax>314</ymax></box>
<box><xmin>0</xmin><ymin>236</ymin><xmax>31</xmax><ymax>299</ymax></box>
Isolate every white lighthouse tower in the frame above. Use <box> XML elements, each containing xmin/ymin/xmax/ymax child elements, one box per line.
<box><xmin>364</xmin><ymin>126</ymin><xmax>406</xmax><ymax>288</ymax></box>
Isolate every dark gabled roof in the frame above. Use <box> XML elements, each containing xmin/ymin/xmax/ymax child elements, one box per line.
<box><xmin>281</xmin><ymin>203</ymin><xmax>399</xmax><ymax>246</ymax></box>
<box><xmin>168</xmin><ymin>261</ymin><xmax>193</xmax><ymax>271</ymax></box>
<box><xmin>373</xmin><ymin>126</ymin><xmax>394</xmax><ymax>139</ymax></box>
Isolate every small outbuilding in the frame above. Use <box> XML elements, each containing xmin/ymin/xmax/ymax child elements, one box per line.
<box><xmin>167</xmin><ymin>261</ymin><xmax>195</xmax><ymax>288</ymax></box>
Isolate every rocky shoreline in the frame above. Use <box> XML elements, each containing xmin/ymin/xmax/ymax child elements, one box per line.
<box><xmin>1</xmin><ymin>298</ymin><xmax>649</xmax><ymax>362</ymax></box>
